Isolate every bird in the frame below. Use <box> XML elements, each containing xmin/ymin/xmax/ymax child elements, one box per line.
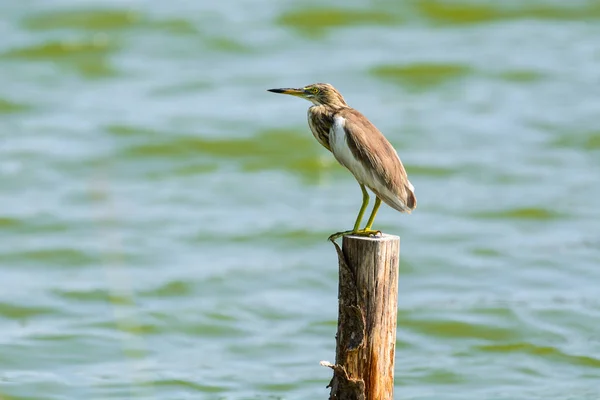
<box><xmin>267</xmin><ymin>83</ymin><xmax>416</xmax><ymax>242</ymax></box>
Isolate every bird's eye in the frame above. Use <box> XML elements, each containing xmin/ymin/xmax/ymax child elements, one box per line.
<box><xmin>311</xmin><ymin>87</ymin><xmax>319</xmax><ymax>95</ymax></box>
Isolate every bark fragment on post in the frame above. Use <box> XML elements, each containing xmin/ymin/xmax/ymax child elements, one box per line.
<box><xmin>323</xmin><ymin>234</ymin><xmax>400</xmax><ymax>400</ymax></box>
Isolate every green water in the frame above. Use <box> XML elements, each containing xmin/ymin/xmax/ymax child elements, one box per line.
<box><xmin>1</xmin><ymin>1</ymin><xmax>600</xmax><ymax>399</ymax></box>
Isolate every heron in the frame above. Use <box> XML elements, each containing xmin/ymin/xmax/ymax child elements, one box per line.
<box><xmin>267</xmin><ymin>83</ymin><xmax>416</xmax><ymax>242</ymax></box>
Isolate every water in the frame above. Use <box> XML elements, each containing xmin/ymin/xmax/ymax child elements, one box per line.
<box><xmin>1</xmin><ymin>0</ymin><xmax>599</xmax><ymax>399</ymax></box>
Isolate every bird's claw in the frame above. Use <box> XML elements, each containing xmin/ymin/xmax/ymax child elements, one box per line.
<box><xmin>328</xmin><ymin>229</ymin><xmax>382</xmax><ymax>242</ymax></box>
<box><xmin>327</xmin><ymin>230</ymin><xmax>353</xmax><ymax>242</ymax></box>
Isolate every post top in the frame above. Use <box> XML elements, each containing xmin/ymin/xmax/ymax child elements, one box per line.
<box><xmin>343</xmin><ymin>233</ymin><xmax>400</xmax><ymax>242</ymax></box>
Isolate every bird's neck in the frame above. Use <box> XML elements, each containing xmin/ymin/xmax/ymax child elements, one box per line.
<box><xmin>310</xmin><ymin>104</ymin><xmax>346</xmax><ymax>116</ymax></box>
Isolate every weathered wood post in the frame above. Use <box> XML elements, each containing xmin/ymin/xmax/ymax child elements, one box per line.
<box><xmin>321</xmin><ymin>234</ymin><xmax>400</xmax><ymax>400</ymax></box>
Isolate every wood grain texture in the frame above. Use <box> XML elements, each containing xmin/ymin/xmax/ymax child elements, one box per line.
<box><xmin>326</xmin><ymin>234</ymin><xmax>400</xmax><ymax>400</ymax></box>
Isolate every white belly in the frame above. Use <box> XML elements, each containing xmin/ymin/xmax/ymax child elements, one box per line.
<box><xmin>329</xmin><ymin>116</ymin><xmax>375</xmax><ymax>186</ymax></box>
<box><xmin>329</xmin><ymin>115</ymin><xmax>411</xmax><ymax>211</ymax></box>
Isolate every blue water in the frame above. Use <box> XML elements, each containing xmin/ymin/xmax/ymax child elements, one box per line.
<box><xmin>1</xmin><ymin>1</ymin><xmax>600</xmax><ymax>399</ymax></box>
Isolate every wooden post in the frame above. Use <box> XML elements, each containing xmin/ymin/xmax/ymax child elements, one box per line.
<box><xmin>321</xmin><ymin>234</ymin><xmax>400</xmax><ymax>400</ymax></box>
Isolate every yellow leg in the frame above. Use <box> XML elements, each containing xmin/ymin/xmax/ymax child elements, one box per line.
<box><xmin>328</xmin><ymin>185</ymin><xmax>381</xmax><ymax>242</ymax></box>
<box><xmin>363</xmin><ymin>197</ymin><xmax>381</xmax><ymax>231</ymax></box>
<box><xmin>352</xmin><ymin>184</ymin><xmax>369</xmax><ymax>231</ymax></box>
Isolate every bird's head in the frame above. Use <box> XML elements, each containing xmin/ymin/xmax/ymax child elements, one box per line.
<box><xmin>268</xmin><ymin>83</ymin><xmax>347</xmax><ymax>108</ymax></box>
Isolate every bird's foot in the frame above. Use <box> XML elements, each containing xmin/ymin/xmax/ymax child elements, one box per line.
<box><xmin>327</xmin><ymin>229</ymin><xmax>382</xmax><ymax>242</ymax></box>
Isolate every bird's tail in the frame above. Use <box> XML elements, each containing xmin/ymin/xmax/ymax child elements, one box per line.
<box><xmin>405</xmin><ymin>187</ymin><xmax>417</xmax><ymax>211</ymax></box>
<box><xmin>374</xmin><ymin>184</ymin><xmax>417</xmax><ymax>214</ymax></box>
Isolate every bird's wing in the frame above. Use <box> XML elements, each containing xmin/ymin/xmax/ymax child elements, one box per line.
<box><xmin>332</xmin><ymin>108</ymin><xmax>416</xmax><ymax>213</ymax></box>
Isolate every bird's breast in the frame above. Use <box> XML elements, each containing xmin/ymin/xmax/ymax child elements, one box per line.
<box><xmin>307</xmin><ymin>107</ymin><xmax>332</xmax><ymax>151</ymax></box>
<box><xmin>329</xmin><ymin>116</ymin><xmax>373</xmax><ymax>185</ymax></box>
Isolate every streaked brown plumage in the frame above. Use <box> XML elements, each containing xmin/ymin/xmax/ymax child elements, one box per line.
<box><xmin>268</xmin><ymin>83</ymin><xmax>416</xmax><ymax>241</ymax></box>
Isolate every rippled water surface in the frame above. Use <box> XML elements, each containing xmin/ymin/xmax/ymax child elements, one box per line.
<box><xmin>2</xmin><ymin>0</ymin><xmax>600</xmax><ymax>399</ymax></box>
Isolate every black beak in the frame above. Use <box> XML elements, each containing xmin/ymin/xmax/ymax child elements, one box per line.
<box><xmin>267</xmin><ymin>88</ymin><xmax>305</xmax><ymax>96</ymax></box>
